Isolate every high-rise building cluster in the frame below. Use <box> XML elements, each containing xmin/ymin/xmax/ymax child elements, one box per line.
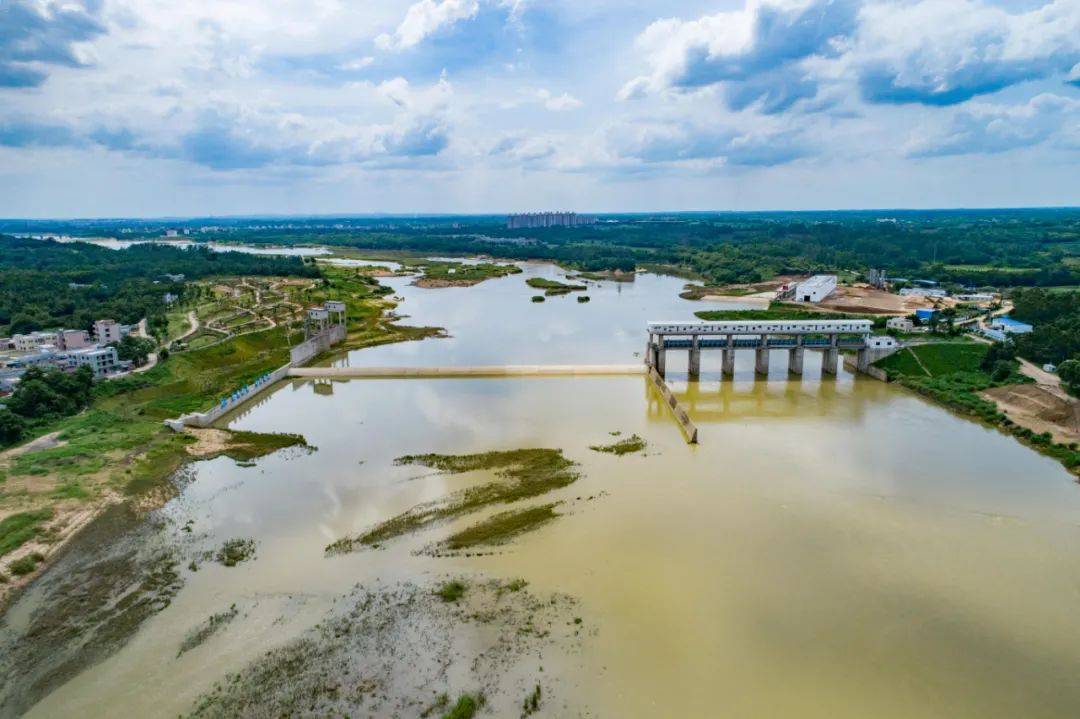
<box><xmin>507</xmin><ymin>212</ymin><xmax>596</xmax><ymax>229</ymax></box>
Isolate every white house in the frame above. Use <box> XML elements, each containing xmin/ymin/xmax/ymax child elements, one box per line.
<box><xmin>94</xmin><ymin>319</ymin><xmax>122</xmax><ymax>345</ymax></box>
<box><xmin>867</xmin><ymin>336</ymin><xmax>899</xmax><ymax>350</ymax></box>
<box><xmin>886</xmin><ymin>317</ymin><xmax>913</xmax><ymax>332</ymax></box>
<box><xmin>69</xmin><ymin>346</ymin><xmax>121</xmax><ymax>377</ymax></box>
<box><xmin>794</xmin><ymin>275</ymin><xmax>837</xmax><ymax>303</ymax></box>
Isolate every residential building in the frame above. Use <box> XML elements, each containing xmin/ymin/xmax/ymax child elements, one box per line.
<box><xmin>69</xmin><ymin>346</ymin><xmax>121</xmax><ymax>377</ymax></box>
<box><xmin>57</xmin><ymin>329</ymin><xmax>91</xmax><ymax>350</ymax></box>
<box><xmin>12</xmin><ymin>331</ymin><xmax>58</xmax><ymax>352</ymax></box>
<box><xmin>794</xmin><ymin>275</ymin><xmax>837</xmax><ymax>303</ymax></box>
<box><xmin>94</xmin><ymin>319</ymin><xmax>122</xmax><ymax>345</ymax></box>
<box><xmin>886</xmin><ymin>317</ymin><xmax>914</xmax><ymax>332</ymax></box>
<box><xmin>507</xmin><ymin>212</ymin><xmax>596</xmax><ymax>229</ymax></box>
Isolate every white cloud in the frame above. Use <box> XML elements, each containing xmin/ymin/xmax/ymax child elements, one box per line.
<box><xmin>905</xmin><ymin>93</ymin><xmax>1080</xmax><ymax>157</ymax></box>
<box><xmin>536</xmin><ymin>89</ymin><xmax>582</xmax><ymax>111</ymax></box>
<box><xmin>375</xmin><ymin>0</ymin><xmax>480</xmax><ymax>51</ymax></box>
<box><xmin>854</xmin><ymin>0</ymin><xmax>1080</xmax><ymax>105</ymax></box>
<box><xmin>621</xmin><ymin>0</ymin><xmax>1080</xmax><ymax>110</ymax></box>
<box><xmin>338</xmin><ymin>57</ymin><xmax>375</xmax><ymax>71</ymax></box>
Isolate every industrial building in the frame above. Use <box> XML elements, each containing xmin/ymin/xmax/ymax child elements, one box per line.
<box><xmin>989</xmin><ymin>317</ymin><xmax>1034</xmax><ymax>335</ymax></box>
<box><xmin>794</xmin><ymin>275</ymin><xmax>837</xmax><ymax>303</ymax></box>
<box><xmin>507</xmin><ymin>212</ymin><xmax>596</xmax><ymax>229</ymax></box>
<box><xmin>899</xmin><ymin>287</ymin><xmax>948</xmax><ymax>298</ymax></box>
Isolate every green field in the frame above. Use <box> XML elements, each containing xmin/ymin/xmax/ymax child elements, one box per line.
<box><xmin>696</xmin><ymin>303</ymin><xmax>881</xmax><ymax>323</ymax></box>
<box><xmin>875</xmin><ymin>343</ymin><xmax>988</xmax><ymax>378</ymax></box>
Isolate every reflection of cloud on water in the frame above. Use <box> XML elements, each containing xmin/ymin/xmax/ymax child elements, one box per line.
<box><xmin>412</xmin><ymin>383</ymin><xmax>504</xmax><ymax>439</ymax></box>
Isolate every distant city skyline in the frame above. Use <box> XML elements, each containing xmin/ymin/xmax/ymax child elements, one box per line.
<box><xmin>1</xmin><ymin>0</ymin><xmax>1078</xmax><ymax>217</ymax></box>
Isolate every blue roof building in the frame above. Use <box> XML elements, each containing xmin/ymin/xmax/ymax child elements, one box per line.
<box><xmin>989</xmin><ymin>316</ymin><xmax>1034</xmax><ymax>334</ymax></box>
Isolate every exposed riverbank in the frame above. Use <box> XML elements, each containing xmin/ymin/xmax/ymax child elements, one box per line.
<box><xmin>0</xmin><ymin>265</ymin><xmax>440</xmax><ymax>605</ymax></box>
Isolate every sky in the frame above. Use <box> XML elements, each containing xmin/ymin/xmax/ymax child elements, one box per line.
<box><xmin>0</xmin><ymin>0</ymin><xmax>1077</xmax><ymax>217</ymax></box>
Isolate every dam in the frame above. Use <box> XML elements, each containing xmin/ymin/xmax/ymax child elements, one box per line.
<box><xmin>647</xmin><ymin>320</ymin><xmax>877</xmax><ymax>379</ymax></box>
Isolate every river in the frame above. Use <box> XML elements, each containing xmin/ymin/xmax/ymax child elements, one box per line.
<box><xmin>15</xmin><ymin>262</ymin><xmax>1080</xmax><ymax>718</ymax></box>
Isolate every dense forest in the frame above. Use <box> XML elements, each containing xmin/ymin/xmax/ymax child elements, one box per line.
<box><xmin>7</xmin><ymin>209</ymin><xmax>1074</xmax><ymax>288</ymax></box>
<box><xmin>1011</xmin><ymin>288</ymin><xmax>1080</xmax><ymax>367</ymax></box>
<box><xmin>0</xmin><ymin>237</ymin><xmax>318</xmax><ymax>335</ymax></box>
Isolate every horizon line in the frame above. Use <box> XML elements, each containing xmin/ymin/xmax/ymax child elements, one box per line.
<box><xmin>2</xmin><ymin>205</ymin><xmax>1079</xmax><ymax>223</ymax></box>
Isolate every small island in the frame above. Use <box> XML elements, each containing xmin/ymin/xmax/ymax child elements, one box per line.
<box><xmin>526</xmin><ymin>277</ymin><xmax>588</xmax><ymax>296</ymax></box>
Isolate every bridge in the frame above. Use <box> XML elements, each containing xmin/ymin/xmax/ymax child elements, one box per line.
<box><xmin>646</xmin><ymin>320</ymin><xmax>876</xmax><ymax>379</ymax></box>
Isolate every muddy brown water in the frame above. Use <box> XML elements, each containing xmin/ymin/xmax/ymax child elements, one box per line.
<box><xmin>7</xmin><ymin>263</ymin><xmax>1080</xmax><ymax>717</ymax></box>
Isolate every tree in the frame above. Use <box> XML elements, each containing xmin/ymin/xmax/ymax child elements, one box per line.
<box><xmin>111</xmin><ymin>335</ymin><xmax>157</xmax><ymax>365</ymax></box>
<box><xmin>991</xmin><ymin>360</ymin><xmax>1013</xmax><ymax>383</ymax></box>
<box><xmin>4</xmin><ymin>365</ymin><xmax>94</xmax><ymax>420</ymax></box>
<box><xmin>0</xmin><ymin>408</ymin><xmax>26</xmax><ymax>444</ymax></box>
<box><xmin>1058</xmin><ymin>359</ymin><xmax>1080</xmax><ymax>397</ymax></box>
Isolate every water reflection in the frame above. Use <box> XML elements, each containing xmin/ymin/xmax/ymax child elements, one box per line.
<box><xmin>17</xmin><ymin>261</ymin><xmax>1080</xmax><ymax>719</ymax></box>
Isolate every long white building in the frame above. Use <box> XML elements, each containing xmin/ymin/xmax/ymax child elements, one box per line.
<box><xmin>793</xmin><ymin>275</ymin><xmax>837</xmax><ymax>303</ymax></box>
<box><xmin>647</xmin><ymin>319</ymin><xmax>873</xmax><ymax>336</ymax></box>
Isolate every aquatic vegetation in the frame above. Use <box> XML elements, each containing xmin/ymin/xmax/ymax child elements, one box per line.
<box><xmin>443</xmin><ymin>504</ymin><xmax>559</xmax><ymax>551</ymax></box>
<box><xmin>327</xmin><ymin>449</ymin><xmax>579</xmax><ymax>553</ymax></box>
<box><xmin>435</xmin><ymin>579</ymin><xmax>467</xmax><ymax>602</ymax></box>
<box><xmin>577</xmin><ymin>295</ymin><xmax>591</xmax><ymax>303</ymax></box>
<box><xmin>526</xmin><ymin>277</ymin><xmax>587</xmax><ymax>296</ymax></box>
<box><xmin>522</xmin><ymin>684</ymin><xmax>542</xmax><ymax>717</ymax></box>
<box><xmin>215</xmin><ymin>538</ymin><xmax>257</xmax><ymax>567</ymax></box>
<box><xmin>421</xmin><ymin>694</ymin><xmax>450</xmax><ymax>718</ymax></box>
<box><xmin>531</xmin><ymin>295</ymin><xmax>545</xmax><ymax>303</ymax></box>
<box><xmin>178</xmin><ymin>604</ymin><xmax>239</xmax><ymax>656</ymax></box>
<box><xmin>589</xmin><ymin>434</ymin><xmax>646</xmax><ymax>456</ymax></box>
<box><xmin>184</xmin><ymin>580</ymin><xmax>583</xmax><ymax>718</ymax></box>
<box><xmin>9</xmin><ymin>552</ymin><xmax>45</xmax><ymax>576</ymax></box>
<box><xmin>443</xmin><ymin>693</ymin><xmax>484</xmax><ymax>719</ymax></box>
<box><xmin>0</xmin><ymin>503</ymin><xmax>186</xmax><ymax>716</ymax></box>
<box><xmin>0</xmin><ymin>509</ymin><xmax>52</xmax><ymax>557</ymax></box>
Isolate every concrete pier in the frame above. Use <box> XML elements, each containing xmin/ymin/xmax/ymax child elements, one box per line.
<box><xmin>822</xmin><ymin>348</ymin><xmax>839</xmax><ymax>374</ymax></box>
<box><xmin>754</xmin><ymin>345</ymin><xmax>770</xmax><ymax>375</ymax></box>
<box><xmin>788</xmin><ymin>346</ymin><xmax>804</xmax><ymax>375</ymax></box>
<box><xmin>655</xmin><ymin>347</ymin><xmax>666</xmax><ymax>377</ymax></box>
<box><xmin>722</xmin><ymin>348</ymin><xmax>735</xmax><ymax>376</ymax></box>
<box><xmin>688</xmin><ymin>336</ymin><xmax>701</xmax><ymax>380</ymax></box>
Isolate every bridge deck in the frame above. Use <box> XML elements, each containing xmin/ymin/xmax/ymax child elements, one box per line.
<box><xmin>661</xmin><ymin>337</ymin><xmax>866</xmax><ymax>349</ymax></box>
<box><xmin>288</xmin><ymin>364</ymin><xmax>647</xmax><ymax>379</ymax></box>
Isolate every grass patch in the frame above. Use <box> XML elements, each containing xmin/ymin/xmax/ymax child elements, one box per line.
<box><xmin>696</xmin><ymin>302</ymin><xmax>878</xmax><ymax>322</ymax></box>
<box><xmin>215</xmin><ymin>538</ymin><xmax>257</xmax><ymax>567</ymax></box>
<box><xmin>522</xmin><ymin>683</ymin><xmax>542</xmax><ymax>716</ymax></box>
<box><xmin>412</xmin><ymin>261</ymin><xmax>521</xmax><ymax>287</ymax></box>
<box><xmin>526</xmin><ymin>277</ymin><xmax>586</xmax><ymax>295</ymax></box>
<box><xmin>589</xmin><ymin>434</ymin><xmax>646</xmax><ymax>456</ymax></box>
<box><xmin>9</xmin><ymin>552</ymin><xmax>45</xmax><ymax>575</ymax></box>
<box><xmin>0</xmin><ymin>509</ymin><xmax>53</xmax><ymax>557</ymax></box>
<box><xmin>51</xmin><ymin>482</ymin><xmax>91</xmax><ymax>500</ymax></box>
<box><xmin>326</xmin><ymin>448</ymin><xmax>578</xmax><ymax>553</ymax></box>
<box><xmin>442</xmin><ymin>694</ymin><xmax>484</xmax><ymax>719</ymax></box>
<box><xmin>435</xmin><ymin>579</ymin><xmax>467</xmax><ymax>602</ymax></box>
<box><xmin>178</xmin><ymin>604</ymin><xmax>239</xmax><ymax>656</ymax></box>
<box><xmin>443</xmin><ymin>504</ymin><xmax>559</xmax><ymax>551</ymax></box>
